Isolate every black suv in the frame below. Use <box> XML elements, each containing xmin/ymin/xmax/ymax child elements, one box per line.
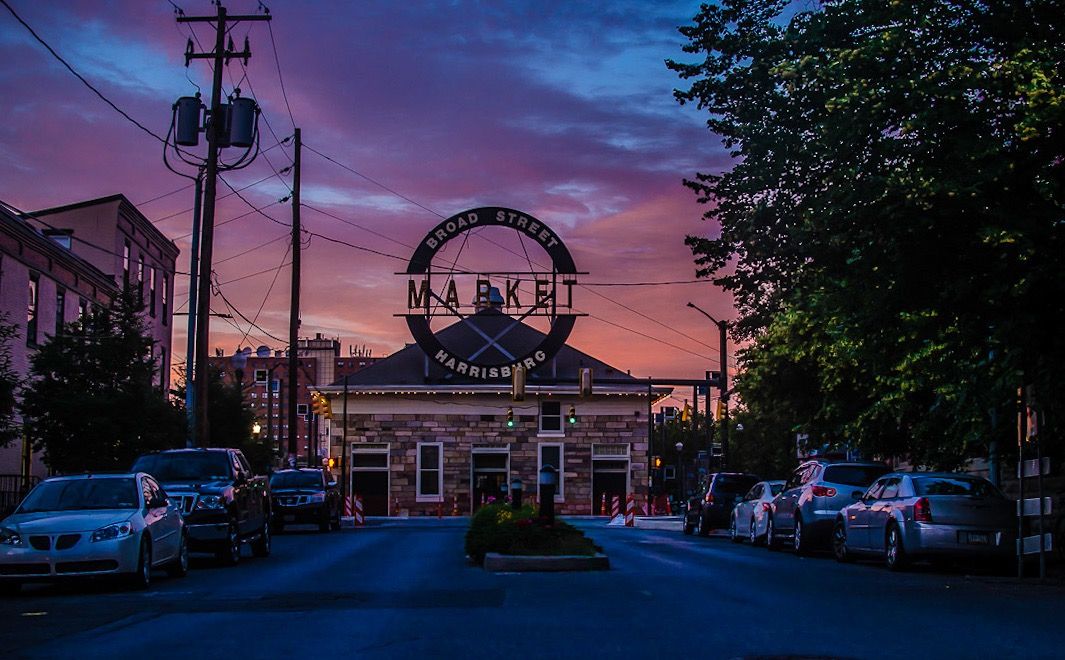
<box><xmin>132</xmin><ymin>448</ymin><xmax>272</xmax><ymax>565</ymax></box>
<box><xmin>684</xmin><ymin>472</ymin><xmax>761</xmax><ymax>536</ymax></box>
<box><xmin>270</xmin><ymin>468</ymin><xmax>341</xmax><ymax>533</ymax></box>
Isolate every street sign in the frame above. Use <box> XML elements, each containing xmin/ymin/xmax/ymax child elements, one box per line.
<box><xmin>1018</xmin><ymin>533</ymin><xmax>1053</xmax><ymax>556</ymax></box>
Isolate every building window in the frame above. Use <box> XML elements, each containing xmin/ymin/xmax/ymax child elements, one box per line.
<box><xmin>254</xmin><ymin>369</ymin><xmax>268</xmax><ymax>384</ymax></box>
<box><xmin>137</xmin><ymin>256</ymin><xmax>145</xmax><ymax>300</ymax></box>
<box><xmin>539</xmin><ymin>400</ymin><xmax>562</xmax><ymax>434</ymax></box>
<box><xmin>159</xmin><ymin>347</ymin><xmax>167</xmax><ymax>391</ymax></box>
<box><xmin>27</xmin><ymin>273</ymin><xmax>39</xmax><ymax>346</ymax></box>
<box><xmin>417</xmin><ymin>442</ymin><xmax>443</xmax><ymax>502</ymax></box>
<box><xmin>538</xmin><ymin>442</ymin><xmax>565</xmax><ymax>502</ymax></box>
<box><xmin>161</xmin><ymin>273</ymin><xmax>169</xmax><ymax>324</ymax></box>
<box><xmin>148</xmin><ymin>268</ymin><xmax>156</xmax><ymax>317</ymax></box>
<box><xmin>78</xmin><ymin>298</ymin><xmax>88</xmax><ymax>320</ymax></box>
<box><xmin>54</xmin><ymin>288</ymin><xmax>66</xmax><ymax>336</ymax></box>
<box><xmin>123</xmin><ymin>240</ymin><xmax>131</xmax><ymax>286</ymax></box>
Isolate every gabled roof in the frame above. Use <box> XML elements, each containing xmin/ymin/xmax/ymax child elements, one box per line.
<box><xmin>33</xmin><ymin>193</ymin><xmax>179</xmax><ymax>260</ymax></box>
<box><xmin>337</xmin><ymin>308</ymin><xmax>639</xmax><ymax>388</ymax></box>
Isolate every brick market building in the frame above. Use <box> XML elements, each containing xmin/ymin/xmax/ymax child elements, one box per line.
<box><xmin>321</xmin><ymin>307</ymin><xmax>668</xmax><ymax>517</ymax></box>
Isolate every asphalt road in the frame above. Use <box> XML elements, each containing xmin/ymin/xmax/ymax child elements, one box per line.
<box><xmin>1</xmin><ymin>519</ymin><xmax>1062</xmax><ymax>659</ymax></box>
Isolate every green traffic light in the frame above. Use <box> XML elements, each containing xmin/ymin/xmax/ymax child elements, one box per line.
<box><xmin>568</xmin><ymin>416</ymin><xmax>576</xmax><ymax>424</ymax></box>
<box><xmin>507</xmin><ymin>420</ymin><xmax>514</xmax><ymax>428</ymax></box>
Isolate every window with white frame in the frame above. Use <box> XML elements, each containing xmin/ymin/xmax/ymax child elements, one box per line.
<box><xmin>254</xmin><ymin>369</ymin><xmax>268</xmax><ymax>384</ymax></box>
<box><xmin>538</xmin><ymin>442</ymin><xmax>564</xmax><ymax>502</ymax></box>
<box><xmin>539</xmin><ymin>400</ymin><xmax>562</xmax><ymax>434</ymax></box>
<box><xmin>417</xmin><ymin>442</ymin><xmax>443</xmax><ymax>502</ymax></box>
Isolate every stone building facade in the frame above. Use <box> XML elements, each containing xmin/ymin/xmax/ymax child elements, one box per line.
<box><xmin>322</xmin><ymin>308</ymin><xmax>666</xmax><ymax>516</ymax></box>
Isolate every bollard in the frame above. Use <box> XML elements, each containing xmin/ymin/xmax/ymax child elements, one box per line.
<box><xmin>354</xmin><ymin>495</ymin><xmax>365</xmax><ymax>526</ymax></box>
<box><xmin>611</xmin><ymin>495</ymin><xmax>620</xmax><ymax>519</ymax></box>
<box><xmin>625</xmin><ymin>494</ymin><xmax>635</xmax><ymax>527</ymax></box>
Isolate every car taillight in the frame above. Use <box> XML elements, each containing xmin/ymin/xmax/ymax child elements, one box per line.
<box><xmin>914</xmin><ymin>497</ymin><xmax>932</xmax><ymax>522</ymax></box>
<box><xmin>705</xmin><ymin>492</ymin><xmax>714</xmax><ymax>505</ymax></box>
<box><xmin>811</xmin><ymin>485</ymin><xmax>837</xmax><ymax>497</ymax></box>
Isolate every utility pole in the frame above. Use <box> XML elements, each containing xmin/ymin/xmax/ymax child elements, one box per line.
<box><xmin>687</xmin><ymin>301</ymin><xmax>729</xmax><ymax>468</ymax></box>
<box><xmin>288</xmin><ymin>128</ymin><xmax>302</xmax><ymax>459</ymax></box>
<box><xmin>184</xmin><ymin>167</ymin><xmax>203</xmax><ymax>447</ymax></box>
<box><xmin>179</xmin><ymin>5</ymin><xmax>271</xmax><ymax>448</ymax></box>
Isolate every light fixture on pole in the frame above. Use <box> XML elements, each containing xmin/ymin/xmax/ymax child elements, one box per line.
<box><xmin>686</xmin><ymin>302</ymin><xmax>730</xmax><ymax>468</ymax></box>
<box><xmin>675</xmin><ymin>441</ymin><xmax>685</xmax><ymax>503</ymax></box>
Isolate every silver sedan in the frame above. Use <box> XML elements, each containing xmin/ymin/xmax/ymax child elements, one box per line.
<box><xmin>833</xmin><ymin>472</ymin><xmax>1015</xmax><ymax>570</ymax></box>
<box><xmin>0</xmin><ymin>473</ymin><xmax>188</xmax><ymax>593</ymax></box>
<box><xmin>729</xmin><ymin>480</ymin><xmax>785</xmax><ymax>544</ymax></box>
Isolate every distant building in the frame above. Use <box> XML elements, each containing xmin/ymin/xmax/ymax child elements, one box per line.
<box><xmin>210</xmin><ymin>335</ymin><xmax>383</xmax><ymax>466</ymax></box>
<box><xmin>0</xmin><ymin>202</ymin><xmax>117</xmax><ymax>481</ymax></box>
<box><xmin>28</xmin><ymin>194</ymin><xmax>179</xmax><ymax>392</ymax></box>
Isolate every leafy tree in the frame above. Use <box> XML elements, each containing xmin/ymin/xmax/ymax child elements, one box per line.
<box><xmin>20</xmin><ymin>289</ymin><xmax>184</xmax><ymax>473</ymax></box>
<box><xmin>0</xmin><ymin>314</ymin><xmax>22</xmax><ymax>448</ymax></box>
<box><xmin>172</xmin><ymin>366</ymin><xmax>271</xmax><ymax>473</ymax></box>
<box><xmin>670</xmin><ymin>1</ymin><xmax>1064</xmax><ymax>468</ymax></box>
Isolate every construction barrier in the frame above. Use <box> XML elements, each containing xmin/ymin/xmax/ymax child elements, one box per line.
<box><xmin>625</xmin><ymin>494</ymin><xmax>635</xmax><ymax>527</ymax></box>
<box><xmin>343</xmin><ymin>495</ymin><xmax>353</xmax><ymax>517</ymax></box>
<box><xmin>611</xmin><ymin>495</ymin><xmax>620</xmax><ymax>519</ymax></box>
<box><xmin>354</xmin><ymin>495</ymin><xmax>365</xmax><ymax>526</ymax></box>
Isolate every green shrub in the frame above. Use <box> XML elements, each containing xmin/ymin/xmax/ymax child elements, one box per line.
<box><xmin>464</xmin><ymin>503</ymin><xmax>601</xmax><ymax>564</ymax></box>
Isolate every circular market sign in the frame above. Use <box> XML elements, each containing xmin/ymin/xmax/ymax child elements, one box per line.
<box><xmin>402</xmin><ymin>207</ymin><xmax>581</xmax><ymax>379</ymax></box>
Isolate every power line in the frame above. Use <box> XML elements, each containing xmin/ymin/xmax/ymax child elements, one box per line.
<box><xmin>303</xmin><ymin>144</ymin><xmax>444</xmax><ymax>219</ymax></box>
<box><xmin>214</xmin><ymin>232</ymin><xmax>288</xmax><ymax>265</ymax></box>
<box><xmin>236</xmin><ymin>243</ymin><xmax>290</xmax><ymax>346</ymax></box>
<box><xmin>265</xmin><ymin>19</ymin><xmax>297</xmax><ymax>131</ymax></box>
<box><xmin>212</xmin><ymin>275</ymin><xmax>287</xmax><ymax>344</ymax></box>
<box><xmin>1</xmin><ymin>0</ymin><xmax>169</xmax><ymax>146</ymax></box>
<box><xmin>137</xmin><ymin>182</ymin><xmax>194</xmax><ymax>206</ymax></box>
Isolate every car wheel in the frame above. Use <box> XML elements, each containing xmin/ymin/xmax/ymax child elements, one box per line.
<box><xmin>166</xmin><ymin>531</ymin><xmax>189</xmax><ymax>578</ymax></box>
<box><xmin>749</xmin><ymin>517</ymin><xmax>759</xmax><ymax>546</ymax></box>
<box><xmin>217</xmin><ymin>521</ymin><xmax>241</xmax><ymax>566</ymax></box>
<box><xmin>729</xmin><ymin>514</ymin><xmax>742</xmax><ymax>543</ymax></box>
<box><xmin>766</xmin><ymin>516</ymin><xmax>780</xmax><ymax>551</ymax></box>
<box><xmin>697</xmin><ymin>513</ymin><xmax>711</xmax><ymax>537</ymax></box>
<box><xmin>128</xmin><ymin>537</ymin><xmax>152</xmax><ymax>590</ymax></box>
<box><xmin>682</xmin><ymin>521</ymin><xmax>694</xmax><ymax>535</ymax></box>
<box><xmin>793</xmin><ymin>516</ymin><xmax>808</xmax><ymax>556</ymax></box>
<box><xmin>885</xmin><ymin>523</ymin><xmax>909</xmax><ymax>571</ymax></box>
<box><xmin>252</xmin><ymin>520</ymin><xmax>271</xmax><ymax>558</ymax></box>
<box><xmin>833</xmin><ymin>520</ymin><xmax>852</xmax><ymax>563</ymax></box>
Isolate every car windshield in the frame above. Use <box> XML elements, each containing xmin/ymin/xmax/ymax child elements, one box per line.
<box><xmin>132</xmin><ymin>453</ymin><xmax>231</xmax><ymax>482</ymax></box>
<box><xmin>17</xmin><ymin>478</ymin><xmax>138</xmax><ymax>513</ymax></box>
<box><xmin>914</xmin><ymin>476</ymin><xmax>1003</xmax><ymax>498</ymax></box>
<box><xmin>714</xmin><ymin>475</ymin><xmax>759</xmax><ymax>494</ymax></box>
<box><xmin>769</xmin><ymin>483</ymin><xmax>784</xmax><ymax>496</ymax></box>
<box><xmin>823</xmin><ymin>465</ymin><xmax>891</xmax><ymax>487</ymax></box>
<box><xmin>270</xmin><ymin>472</ymin><xmax>321</xmax><ymax>489</ymax></box>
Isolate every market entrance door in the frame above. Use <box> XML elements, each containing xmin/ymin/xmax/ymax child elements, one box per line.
<box><xmin>351</xmin><ymin>443</ymin><xmax>390</xmax><ymax>516</ymax></box>
<box><xmin>471</xmin><ymin>449</ymin><xmax>509</xmax><ymax>512</ymax></box>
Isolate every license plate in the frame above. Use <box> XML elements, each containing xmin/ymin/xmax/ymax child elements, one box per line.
<box><xmin>962</xmin><ymin>532</ymin><xmax>992</xmax><ymax>545</ymax></box>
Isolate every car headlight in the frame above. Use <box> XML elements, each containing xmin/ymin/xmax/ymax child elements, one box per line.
<box><xmin>309</xmin><ymin>493</ymin><xmax>326</xmax><ymax>503</ymax></box>
<box><xmin>195</xmin><ymin>495</ymin><xmax>226</xmax><ymax>510</ymax></box>
<box><xmin>91</xmin><ymin>522</ymin><xmax>133</xmax><ymax>543</ymax></box>
<box><xmin>0</xmin><ymin>527</ymin><xmax>22</xmax><ymax>546</ymax></box>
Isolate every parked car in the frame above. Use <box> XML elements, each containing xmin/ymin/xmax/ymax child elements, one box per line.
<box><xmin>767</xmin><ymin>460</ymin><xmax>892</xmax><ymax>554</ymax></box>
<box><xmin>833</xmin><ymin>472</ymin><xmax>1015</xmax><ymax>570</ymax></box>
<box><xmin>270</xmin><ymin>468</ymin><xmax>341</xmax><ymax>533</ymax></box>
<box><xmin>131</xmin><ymin>448</ymin><xmax>271</xmax><ymax>565</ymax></box>
<box><xmin>0</xmin><ymin>473</ymin><xmax>187</xmax><ymax>594</ymax></box>
<box><xmin>684</xmin><ymin>472</ymin><xmax>760</xmax><ymax>536</ymax></box>
<box><xmin>729</xmin><ymin>480</ymin><xmax>785</xmax><ymax>544</ymax></box>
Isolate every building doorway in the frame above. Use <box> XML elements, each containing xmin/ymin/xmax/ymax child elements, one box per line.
<box><xmin>471</xmin><ymin>448</ymin><xmax>509</xmax><ymax>512</ymax></box>
<box><xmin>351</xmin><ymin>443</ymin><xmax>390</xmax><ymax>516</ymax></box>
<box><xmin>592</xmin><ymin>444</ymin><xmax>630</xmax><ymax>516</ymax></box>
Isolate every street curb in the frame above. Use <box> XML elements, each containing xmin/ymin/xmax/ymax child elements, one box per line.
<box><xmin>483</xmin><ymin>552</ymin><xmax>610</xmax><ymax>572</ymax></box>
<box><xmin>633</xmin><ymin>517</ymin><xmax>683</xmax><ymax>531</ymax></box>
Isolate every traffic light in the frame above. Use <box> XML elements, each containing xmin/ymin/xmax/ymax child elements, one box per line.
<box><xmin>311</xmin><ymin>392</ymin><xmax>333</xmax><ymax>419</ymax></box>
<box><xmin>506</xmin><ymin>407</ymin><xmax>514</xmax><ymax>428</ymax></box>
<box><xmin>327</xmin><ymin>457</ymin><xmax>335</xmax><ymax>469</ymax></box>
<box><xmin>568</xmin><ymin>405</ymin><xmax>577</xmax><ymax>425</ymax></box>
<box><xmin>681</xmin><ymin>400</ymin><xmax>691</xmax><ymax>423</ymax></box>
<box><xmin>512</xmin><ymin>365</ymin><xmax>526</xmax><ymax>402</ymax></box>
<box><xmin>653</xmin><ymin>455</ymin><xmax>662</xmax><ymax>469</ymax></box>
<box><xmin>715</xmin><ymin>399</ymin><xmax>726</xmax><ymax>421</ymax></box>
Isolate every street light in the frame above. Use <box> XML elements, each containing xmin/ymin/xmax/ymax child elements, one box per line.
<box><xmin>229</xmin><ymin>346</ymin><xmax>252</xmax><ymax>391</ymax></box>
<box><xmin>686</xmin><ymin>302</ymin><xmax>730</xmax><ymax>468</ymax></box>
<box><xmin>252</xmin><ymin>421</ymin><xmax>261</xmax><ymax>438</ymax></box>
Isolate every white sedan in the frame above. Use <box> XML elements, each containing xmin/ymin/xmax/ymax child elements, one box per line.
<box><xmin>0</xmin><ymin>473</ymin><xmax>187</xmax><ymax>593</ymax></box>
<box><xmin>729</xmin><ymin>480</ymin><xmax>785</xmax><ymax>544</ymax></box>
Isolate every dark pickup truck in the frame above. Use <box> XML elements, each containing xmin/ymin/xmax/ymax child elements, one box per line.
<box><xmin>132</xmin><ymin>448</ymin><xmax>271</xmax><ymax>565</ymax></box>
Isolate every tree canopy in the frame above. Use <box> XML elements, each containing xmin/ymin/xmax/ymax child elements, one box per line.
<box><xmin>670</xmin><ymin>0</ymin><xmax>1064</xmax><ymax>469</ymax></box>
<box><xmin>20</xmin><ymin>289</ymin><xmax>184</xmax><ymax>473</ymax></box>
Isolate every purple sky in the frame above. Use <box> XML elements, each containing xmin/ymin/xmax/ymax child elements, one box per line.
<box><xmin>0</xmin><ymin>1</ymin><xmax>735</xmax><ymax>394</ymax></box>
